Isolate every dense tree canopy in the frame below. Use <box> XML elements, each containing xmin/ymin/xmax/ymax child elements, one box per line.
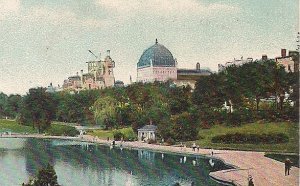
<box><xmin>19</xmin><ymin>88</ymin><xmax>57</xmax><ymax>133</ymax></box>
<box><xmin>1</xmin><ymin>58</ymin><xmax>298</xmax><ymax>141</ymax></box>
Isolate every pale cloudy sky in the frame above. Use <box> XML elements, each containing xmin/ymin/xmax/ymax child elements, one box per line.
<box><xmin>0</xmin><ymin>0</ymin><xmax>298</xmax><ymax>95</ymax></box>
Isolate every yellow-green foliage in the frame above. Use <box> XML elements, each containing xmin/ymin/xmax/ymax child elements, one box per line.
<box><xmin>0</xmin><ymin>119</ymin><xmax>78</xmax><ymax>136</ymax></box>
<box><xmin>196</xmin><ymin>122</ymin><xmax>298</xmax><ymax>153</ymax></box>
<box><xmin>0</xmin><ymin>119</ymin><xmax>36</xmax><ymax>133</ymax></box>
<box><xmin>45</xmin><ymin>124</ymin><xmax>79</xmax><ymax>136</ymax></box>
<box><xmin>88</xmin><ymin>127</ymin><xmax>137</xmax><ymax>141</ymax></box>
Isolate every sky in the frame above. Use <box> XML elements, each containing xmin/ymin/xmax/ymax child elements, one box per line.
<box><xmin>0</xmin><ymin>0</ymin><xmax>299</xmax><ymax>95</ymax></box>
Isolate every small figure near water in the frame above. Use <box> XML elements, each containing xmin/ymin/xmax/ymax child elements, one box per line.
<box><xmin>192</xmin><ymin>143</ymin><xmax>196</xmax><ymax>151</ymax></box>
<box><xmin>284</xmin><ymin>158</ymin><xmax>292</xmax><ymax>176</ymax></box>
<box><xmin>248</xmin><ymin>175</ymin><xmax>254</xmax><ymax>186</ymax></box>
<box><xmin>180</xmin><ymin>142</ymin><xmax>183</xmax><ymax>150</ymax></box>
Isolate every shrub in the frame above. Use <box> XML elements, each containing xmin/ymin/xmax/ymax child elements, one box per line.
<box><xmin>211</xmin><ymin>133</ymin><xmax>289</xmax><ymax>144</ymax></box>
<box><xmin>46</xmin><ymin>125</ymin><xmax>79</xmax><ymax>137</ymax></box>
<box><xmin>122</xmin><ymin>128</ymin><xmax>137</xmax><ymax>141</ymax></box>
<box><xmin>148</xmin><ymin>139</ymin><xmax>156</xmax><ymax>144</ymax></box>
<box><xmin>113</xmin><ymin>131</ymin><xmax>124</xmax><ymax>141</ymax></box>
<box><xmin>225</xmin><ymin>112</ymin><xmax>242</xmax><ymax>126</ymax></box>
<box><xmin>166</xmin><ymin>138</ymin><xmax>175</xmax><ymax>145</ymax></box>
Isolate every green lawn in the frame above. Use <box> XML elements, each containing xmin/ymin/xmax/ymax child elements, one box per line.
<box><xmin>265</xmin><ymin>153</ymin><xmax>299</xmax><ymax>168</ymax></box>
<box><xmin>88</xmin><ymin>127</ymin><xmax>136</xmax><ymax>140</ymax></box>
<box><xmin>0</xmin><ymin>119</ymin><xmax>78</xmax><ymax>136</ymax></box>
<box><xmin>195</xmin><ymin>122</ymin><xmax>299</xmax><ymax>153</ymax></box>
<box><xmin>0</xmin><ymin>119</ymin><xmax>37</xmax><ymax>134</ymax></box>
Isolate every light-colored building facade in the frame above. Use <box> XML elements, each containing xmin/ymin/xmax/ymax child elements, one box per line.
<box><xmin>175</xmin><ymin>63</ymin><xmax>212</xmax><ymax>89</ymax></box>
<box><xmin>137</xmin><ymin>39</ymin><xmax>177</xmax><ymax>83</ymax></box>
<box><xmin>137</xmin><ymin>125</ymin><xmax>157</xmax><ymax>142</ymax></box>
<box><xmin>275</xmin><ymin>49</ymin><xmax>299</xmax><ymax>73</ymax></box>
<box><xmin>218</xmin><ymin>57</ymin><xmax>253</xmax><ymax>73</ymax></box>
<box><xmin>137</xmin><ymin>40</ymin><xmax>212</xmax><ymax>87</ymax></box>
<box><xmin>63</xmin><ymin>50</ymin><xmax>115</xmax><ymax>91</ymax></box>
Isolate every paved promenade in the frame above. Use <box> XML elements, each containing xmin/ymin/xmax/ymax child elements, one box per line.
<box><xmin>1</xmin><ymin>134</ymin><xmax>299</xmax><ymax>186</ymax></box>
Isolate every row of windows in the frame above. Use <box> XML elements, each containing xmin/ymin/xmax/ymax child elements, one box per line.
<box><xmin>153</xmin><ymin>70</ymin><xmax>176</xmax><ymax>74</ymax></box>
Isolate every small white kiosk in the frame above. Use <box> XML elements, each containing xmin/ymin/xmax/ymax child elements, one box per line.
<box><xmin>137</xmin><ymin>125</ymin><xmax>157</xmax><ymax>142</ymax></box>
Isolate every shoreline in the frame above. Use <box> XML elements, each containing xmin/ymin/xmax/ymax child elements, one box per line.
<box><xmin>1</xmin><ymin>134</ymin><xmax>299</xmax><ymax>186</ymax></box>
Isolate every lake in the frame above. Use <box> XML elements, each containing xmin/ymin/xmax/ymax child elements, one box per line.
<box><xmin>0</xmin><ymin>138</ymin><xmax>231</xmax><ymax>186</ymax></box>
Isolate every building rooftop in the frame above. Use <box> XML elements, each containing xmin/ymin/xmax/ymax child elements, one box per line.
<box><xmin>137</xmin><ymin>39</ymin><xmax>176</xmax><ymax>69</ymax></box>
<box><xmin>138</xmin><ymin>125</ymin><xmax>157</xmax><ymax>131</ymax></box>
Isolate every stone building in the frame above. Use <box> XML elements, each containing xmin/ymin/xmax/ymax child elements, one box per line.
<box><xmin>218</xmin><ymin>57</ymin><xmax>253</xmax><ymax>73</ymax></box>
<box><xmin>137</xmin><ymin>39</ymin><xmax>212</xmax><ymax>88</ymax></box>
<box><xmin>275</xmin><ymin>49</ymin><xmax>299</xmax><ymax>73</ymax></box>
<box><xmin>137</xmin><ymin>39</ymin><xmax>177</xmax><ymax>83</ymax></box>
<box><xmin>137</xmin><ymin>125</ymin><xmax>157</xmax><ymax>142</ymax></box>
<box><xmin>174</xmin><ymin>63</ymin><xmax>212</xmax><ymax>89</ymax></box>
<box><xmin>63</xmin><ymin>50</ymin><xmax>115</xmax><ymax>91</ymax></box>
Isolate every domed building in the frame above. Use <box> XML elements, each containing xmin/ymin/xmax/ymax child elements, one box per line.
<box><xmin>137</xmin><ymin>39</ymin><xmax>177</xmax><ymax>82</ymax></box>
<box><xmin>137</xmin><ymin>39</ymin><xmax>213</xmax><ymax>88</ymax></box>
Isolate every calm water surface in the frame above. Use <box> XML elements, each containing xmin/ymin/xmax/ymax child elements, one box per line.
<box><xmin>0</xmin><ymin>138</ymin><xmax>231</xmax><ymax>186</ymax></box>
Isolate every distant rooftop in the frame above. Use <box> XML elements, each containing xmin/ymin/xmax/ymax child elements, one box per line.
<box><xmin>138</xmin><ymin>125</ymin><xmax>157</xmax><ymax>131</ymax></box>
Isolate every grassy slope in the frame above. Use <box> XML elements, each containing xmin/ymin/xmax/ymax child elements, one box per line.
<box><xmin>0</xmin><ymin>119</ymin><xmax>78</xmax><ymax>136</ymax></box>
<box><xmin>196</xmin><ymin>122</ymin><xmax>299</xmax><ymax>153</ymax></box>
<box><xmin>0</xmin><ymin>119</ymin><xmax>37</xmax><ymax>133</ymax></box>
<box><xmin>88</xmin><ymin>127</ymin><xmax>135</xmax><ymax>140</ymax></box>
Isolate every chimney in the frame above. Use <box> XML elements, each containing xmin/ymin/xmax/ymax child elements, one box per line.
<box><xmin>107</xmin><ymin>50</ymin><xmax>110</xmax><ymax>57</ymax></box>
<box><xmin>196</xmin><ymin>62</ymin><xmax>200</xmax><ymax>70</ymax></box>
<box><xmin>262</xmin><ymin>54</ymin><xmax>268</xmax><ymax>61</ymax></box>
<box><xmin>281</xmin><ymin>49</ymin><xmax>286</xmax><ymax>57</ymax></box>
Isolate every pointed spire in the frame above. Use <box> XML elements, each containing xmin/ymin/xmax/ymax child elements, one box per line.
<box><xmin>155</xmin><ymin>38</ymin><xmax>158</xmax><ymax>44</ymax></box>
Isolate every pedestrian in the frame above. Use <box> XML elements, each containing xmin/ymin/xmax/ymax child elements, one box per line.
<box><xmin>248</xmin><ymin>175</ymin><xmax>254</xmax><ymax>186</ymax></box>
<box><xmin>285</xmin><ymin>158</ymin><xmax>292</xmax><ymax>176</ymax></box>
<box><xmin>107</xmin><ymin>137</ymin><xmax>109</xmax><ymax>141</ymax></box>
<box><xmin>196</xmin><ymin>145</ymin><xmax>200</xmax><ymax>152</ymax></box>
<box><xmin>192</xmin><ymin>143</ymin><xmax>196</xmax><ymax>151</ymax></box>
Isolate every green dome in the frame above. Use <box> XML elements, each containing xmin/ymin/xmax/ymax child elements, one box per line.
<box><xmin>137</xmin><ymin>40</ymin><xmax>176</xmax><ymax>68</ymax></box>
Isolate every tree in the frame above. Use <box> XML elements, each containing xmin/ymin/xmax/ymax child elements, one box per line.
<box><xmin>6</xmin><ymin>94</ymin><xmax>22</xmax><ymax>118</ymax></box>
<box><xmin>94</xmin><ymin>95</ymin><xmax>118</xmax><ymax>128</ymax></box>
<box><xmin>20</xmin><ymin>88</ymin><xmax>57</xmax><ymax>133</ymax></box>
<box><xmin>22</xmin><ymin>164</ymin><xmax>60</xmax><ymax>186</ymax></box>
<box><xmin>0</xmin><ymin>92</ymin><xmax>8</xmax><ymax>118</ymax></box>
<box><xmin>193</xmin><ymin>74</ymin><xmax>225</xmax><ymax>110</ymax></box>
<box><xmin>171</xmin><ymin>112</ymin><xmax>198</xmax><ymax>141</ymax></box>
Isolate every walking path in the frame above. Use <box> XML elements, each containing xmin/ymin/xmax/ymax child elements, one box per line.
<box><xmin>1</xmin><ymin>134</ymin><xmax>299</xmax><ymax>186</ymax></box>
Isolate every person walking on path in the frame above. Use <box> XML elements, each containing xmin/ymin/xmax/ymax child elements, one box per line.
<box><xmin>192</xmin><ymin>143</ymin><xmax>196</xmax><ymax>151</ymax></box>
<box><xmin>284</xmin><ymin>158</ymin><xmax>292</xmax><ymax>176</ymax></box>
<box><xmin>248</xmin><ymin>175</ymin><xmax>254</xmax><ymax>186</ymax></box>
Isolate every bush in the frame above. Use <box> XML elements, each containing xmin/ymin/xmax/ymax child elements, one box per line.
<box><xmin>46</xmin><ymin>125</ymin><xmax>79</xmax><ymax>137</ymax></box>
<box><xmin>113</xmin><ymin>131</ymin><xmax>124</xmax><ymax>141</ymax></box>
<box><xmin>211</xmin><ymin>132</ymin><xmax>289</xmax><ymax>144</ymax></box>
<box><xmin>148</xmin><ymin>139</ymin><xmax>156</xmax><ymax>144</ymax></box>
<box><xmin>122</xmin><ymin>128</ymin><xmax>137</xmax><ymax>141</ymax></box>
<box><xmin>225</xmin><ymin>112</ymin><xmax>242</xmax><ymax>126</ymax></box>
<box><xmin>166</xmin><ymin>138</ymin><xmax>175</xmax><ymax>145</ymax></box>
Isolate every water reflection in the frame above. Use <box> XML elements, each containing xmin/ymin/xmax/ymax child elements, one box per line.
<box><xmin>0</xmin><ymin>138</ymin><xmax>230</xmax><ymax>186</ymax></box>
